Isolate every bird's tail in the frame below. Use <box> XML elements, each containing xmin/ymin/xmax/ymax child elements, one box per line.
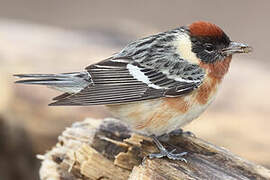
<box><xmin>14</xmin><ymin>71</ymin><xmax>92</xmax><ymax>93</ymax></box>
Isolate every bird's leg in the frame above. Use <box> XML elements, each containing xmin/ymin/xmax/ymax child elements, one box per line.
<box><xmin>148</xmin><ymin>135</ymin><xmax>187</xmax><ymax>162</ymax></box>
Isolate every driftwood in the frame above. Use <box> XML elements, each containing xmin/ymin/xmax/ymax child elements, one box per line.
<box><xmin>39</xmin><ymin>118</ymin><xmax>270</xmax><ymax>180</ymax></box>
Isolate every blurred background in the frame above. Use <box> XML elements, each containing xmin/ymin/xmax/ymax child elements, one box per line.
<box><xmin>0</xmin><ymin>0</ymin><xmax>269</xmax><ymax>179</ymax></box>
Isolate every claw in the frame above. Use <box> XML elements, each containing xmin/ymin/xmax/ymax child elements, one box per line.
<box><xmin>149</xmin><ymin>135</ymin><xmax>188</xmax><ymax>162</ymax></box>
<box><xmin>170</xmin><ymin>149</ymin><xmax>176</xmax><ymax>153</ymax></box>
<box><xmin>167</xmin><ymin>151</ymin><xmax>188</xmax><ymax>162</ymax></box>
<box><xmin>149</xmin><ymin>152</ymin><xmax>165</xmax><ymax>159</ymax></box>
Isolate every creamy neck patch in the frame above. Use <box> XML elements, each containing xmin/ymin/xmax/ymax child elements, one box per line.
<box><xmin>174</xmin><ymin>33</ymin><xmax>199</xmax><ymax>64</ymax></box>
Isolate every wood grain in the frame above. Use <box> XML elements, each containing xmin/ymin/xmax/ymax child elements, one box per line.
<box><xmin>39</xmin><ymin>118</ymin><xmax>270</xmax><ymax>180</ymax></box>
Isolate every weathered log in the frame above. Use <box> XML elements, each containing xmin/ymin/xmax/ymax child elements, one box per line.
<box><xmin>39</xmin><ymin>118</ymin><xmax>270</xmax><ymax>180</ymax></box>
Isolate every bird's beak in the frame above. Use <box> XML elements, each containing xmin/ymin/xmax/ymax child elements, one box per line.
<box><xmin>223</xmin><ymin>41</ymin><xmax>252</xmax><ymax>55</ymax></box>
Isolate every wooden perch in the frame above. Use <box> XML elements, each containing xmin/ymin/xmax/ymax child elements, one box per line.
<box><xmin>39</xmin><ymin>118</ymin><xmax>270</xmax><ymax>180</ymax></box>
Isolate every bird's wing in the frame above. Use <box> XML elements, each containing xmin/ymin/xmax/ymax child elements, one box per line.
<box><xmin>50</xmin><ymin>57</ymin><xmax>204</xmax><ymax>106</ymax></box>
<box><xmin>50</xmin><ymin>29</ymin><xmax>205</xmax><ymax>106</ymax></box>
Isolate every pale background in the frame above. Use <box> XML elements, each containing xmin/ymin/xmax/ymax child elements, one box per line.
<box><xmin>0</xmin><ymin>0</ymin><xmax>269</xmax><ymax>179</ymax></box>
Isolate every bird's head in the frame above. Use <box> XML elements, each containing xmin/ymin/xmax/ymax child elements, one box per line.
<box><xmin>187</xmin><ymin>21</ymin><xmax>252</xmax><ymax>64</ymax></box>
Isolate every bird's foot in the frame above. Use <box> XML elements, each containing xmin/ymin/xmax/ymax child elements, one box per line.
<box><xmin>149</xmin><ymin>135</ymin><xmax>187</xmax><ymax>162</ymax></box>
<box><xmin>169</xmin><ymin>129</ymin><xmax>195</xmax><ymax>137</ymax></box>
<box><xmin>149</xmin><ymin>148</ymin><xmax>187</xmax><ymax>162</ymax></box>
<box><xmin>158</xmin><ymin>129</ymin><xmax>195</xmax><ymax>142</ymax></box>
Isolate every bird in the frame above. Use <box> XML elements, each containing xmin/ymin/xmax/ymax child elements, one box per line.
<box><xmin>14</xmin><ymin>21</ymin><xmax>252</xmax><ymax>161</ymax></box>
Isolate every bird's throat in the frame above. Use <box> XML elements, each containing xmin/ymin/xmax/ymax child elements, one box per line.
<box><xmin>199</xmin><ymin>55</ymin><xmax>232</xmax><ymax>81</ymax></box>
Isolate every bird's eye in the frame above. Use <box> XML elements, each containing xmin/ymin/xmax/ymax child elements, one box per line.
<box><xmin>205</xmin><ymin>43</ymin><xmax>214</xmax><ymax>52</ymax></box>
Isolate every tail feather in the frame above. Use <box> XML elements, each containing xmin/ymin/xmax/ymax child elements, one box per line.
<box><xmin>15</xmin><ymin>73</ymin><xmax>69</xmax><ymax>78</ymax></box>
<box><xmin>15</xmin><ymin>79</ymin><xmax>75</xmax><ymax>85</ymax></box>
<box><xmin>14</xmin><ymin>71</ymin><xmax>92</xmax><ymax>93</ymax></box>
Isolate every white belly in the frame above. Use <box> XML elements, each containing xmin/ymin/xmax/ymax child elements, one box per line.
<box><xmin>107</xmin><ymin>91</ymin><xmax>217</xmax><ymax>136</ymax></box>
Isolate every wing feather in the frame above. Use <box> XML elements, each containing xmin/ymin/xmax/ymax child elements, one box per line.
<box><xmin>50</xmin><ymin>57</ymin><xmax>203</xmax><ymax>106</ymax></box>
<box><xmin>50</xmin><ymin>59</ymin><xmax>162</xmax><ymax>105</ymax></box>
<box><xmin>50</xmin><ymin>30</ymin><xmax>206</xmax><ymax>107</ymax></box>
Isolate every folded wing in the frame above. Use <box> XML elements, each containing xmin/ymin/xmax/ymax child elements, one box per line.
<box><xmin>50</xmin><ymin>58</ymin><xmax>203</xmax><ymax>106</ymax></box>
